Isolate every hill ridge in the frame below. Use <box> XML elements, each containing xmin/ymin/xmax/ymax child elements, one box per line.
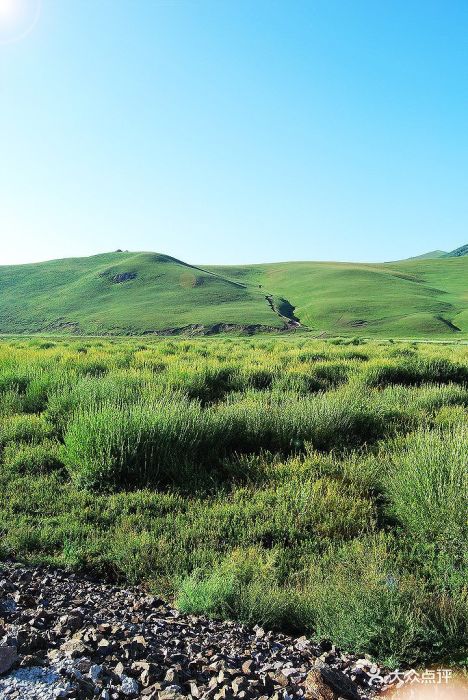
<box><xmin>444</xmin><ymin>243</ymin><xmax>468</xmax><ymax>258</ymax></box>
<box><xmin>0</xmin><ymin>250</ymin><xmax>467</xmax><ymax>338</ymax></box>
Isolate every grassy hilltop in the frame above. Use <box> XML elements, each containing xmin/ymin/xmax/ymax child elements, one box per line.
<box><xmin>0</xmin><ymin>249</ymin><xmax>467</xmax><ymax>337</ymax></box>
<box><xmin>0</xmin><ymin>252</ymin><xmax>285</xmax><ymax>335</ymax></box>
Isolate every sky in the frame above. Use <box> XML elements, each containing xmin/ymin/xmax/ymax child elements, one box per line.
<box><xmin>1</xmin><ymin>0</ymin><xmax>467</xmax><ymax>266</ymax></box>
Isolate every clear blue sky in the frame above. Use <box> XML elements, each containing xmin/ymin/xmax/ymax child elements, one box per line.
<box><xmin>1</xmin><ymin>0</ymin><xmax>467</xmax><ymax>265</ymax></box>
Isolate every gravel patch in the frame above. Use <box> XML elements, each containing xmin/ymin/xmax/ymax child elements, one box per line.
<box><xmin>0</xmin><ymin>665</ymin><xmax>71</xmax><ymax>699</ymax></box>
<box><xmin>0</xmin><ymin>561</ymin><xmax>407</xmax><ymax>699</ymax></box>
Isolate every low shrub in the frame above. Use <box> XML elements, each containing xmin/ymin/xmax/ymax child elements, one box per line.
<box><xmin>384</xmin><ymin>427</ymin><xmax>468</xmax><ymax>547</ymax></box>
<box><xmin>0</xmin><ymin>414</ymin><xmax>52</xmax><ymax>447</ymax></box>
<box><xmin>165</xmin><ymin>365</ymin><xmax>238</xmax><ymax>404</ymax></box>
<box><xmin>177</xmin><ymin>547</ymin><xmax>304</xmax><ymax>631</ymax></box>
<box><xmin>2</xmin><ymin>439</ymin><xmax>64</xmax><ymax>475</ymax></box>
<box><xmin>433</xmin><ymin>405</ymin><xmax>468</xmax><ymax>428</ymax></box>
<box><xmin>364</xmin><ymin>358</ymin><xmax>468</xmax><ymax>388</ymax></box>
<box><xmin>220</xmin><ymin>389</ymin><xmax>389</xmax><ymax>454</ymax></box>
<box><xmin>0</xmin><ymin>369</ymin><xmax>30</xmax><ymax>394</ymax></box>
<box><xmin>62</xmin><ymin>400</ymin><xmax>217</xmax><ymax>490</ymax></box>
<box><xmin>0</xmin><ymin>390</ymin><xmax>23</xmax><ymax>417</ymax></box>
<box><xmin>303</xmin><ymin>535</ymin><xmax>428</xmax><ymax>665</ymax></box>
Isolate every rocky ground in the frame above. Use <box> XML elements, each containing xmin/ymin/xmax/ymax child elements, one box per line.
<box><xmin>0</xmin><ymin>561</ymin><xmax>410</xmax><ymax>700</ymax></box>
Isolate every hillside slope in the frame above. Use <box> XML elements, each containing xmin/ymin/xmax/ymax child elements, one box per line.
<box><xmin>401</xmin><ymin>250</ymin><xmax>447</xmax><ymax>260</ymax></box>
<box><xmin>0</xmin><ymin>252</ymin><xmax>284</xmax><ymax>334</ymax></box>
<box><xmin>444</xmin><ymin>243</ymin><xmax>468</xmax><ymax>258</ymax></box>
<box><xmin>207</xmin><ymin>256</ymin><xmax>468</xmax><ymax>337</ymax></box>
<box><xmin>0</xmin><ymin>251</ymin><xmax>467</xmax><ymax>337</ymax></box>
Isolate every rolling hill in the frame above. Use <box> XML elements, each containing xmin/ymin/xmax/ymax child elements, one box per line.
<box><xmin>401</xmin><ymin>250</ymin><xmax>447</xmax><ymax>260</ymax></box>
<box><xmin>444</xmin><ymin>243</ymin><xmax>468</xmax><ymax>258</ymax></box>
<box><xmin>0</xmin><ymin>248</ymin><xmax>467</xmax><ymax>338</ymax></box>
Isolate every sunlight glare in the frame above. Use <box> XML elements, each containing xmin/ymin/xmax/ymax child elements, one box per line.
<box><xmin>0</xmin><ymin>0</ymin><xmax>41</xmax><ymax>44</ymax></box>
<box><xmin>0</xmin><ymin>0</ymin><xmax>17</xmax><ymax>22</ymax></box>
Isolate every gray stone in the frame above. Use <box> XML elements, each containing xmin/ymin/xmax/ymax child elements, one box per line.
<box><xmin>89</xmin><ymin>663</ymin><xmax>104</xmax><ymax>681</ymax></box>
<box><xmin>120</xmin><ymin>674</ymin><xmax>139</xmax><ymax>696</ymax></box>
<box><xmin>0</xmin><ymin>645</ymin><xmax>17</xmax><ymax>674</ymax></box>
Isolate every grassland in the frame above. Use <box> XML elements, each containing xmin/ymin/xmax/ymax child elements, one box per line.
<box><xmin>209</xmin><ymin>255</ymin><xmax>468</xmax><ymax>337</ymax></box>
<box><xmin>0</xmin><ymin>336</ymin><xmax>466</xmax><ymax>668</ymax></box>
<box><xmin>0</xmin><ymin>250</ymin><xmax>467</xmax><ymax>337</ymax></box>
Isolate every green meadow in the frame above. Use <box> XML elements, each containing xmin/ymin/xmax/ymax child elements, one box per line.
<box><xmin>0</xmin><ymin>336</ymin><xmax>466</xmax><ymax>668</ymax></box>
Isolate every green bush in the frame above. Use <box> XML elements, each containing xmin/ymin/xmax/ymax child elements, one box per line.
<box><xmin>46</xmin><ymin>372</ymin><xmax>155</xmax><ymax>435</ymax></box>
<box><xmin>384</xmin><ymin>427</ymin><xmax>468</xmax><ymax>547</ymax></box>
<box><xmin>433</xmin><ymin>404</ymin><xmax>468</xmax><ymax>428</ymax></box>
<box><xmin>177</xmin><ymin>547</ymin><xmax>304</xmax><ymax>631</ymax></box>
<box><xmin>0</xmin><ymin>390</ymin><xmax>23</xmax><ymax>417</ymax></box>
<box><xmin>220</xmin><ymin>389</ymin><xmax>388</xmax><ymax>454</ymax></box>
<box><xmin>165</xmin><ymin>365</ymin><xmax>238</xmax><ymax>403</ymax></box>
<box><xmin>2</xmin><ymin>440</ymin><xmax>64</xmax><ymax>475</ymax></box>
<box><xmin>0</xmin><ymin>369</ymin><xmax>30</xmax><ymax>394</ymax></box>
<box><xmin>62</xmin><ymin>400</ymin><xmax>219</xmax><ymax>490</ymax></box>
<box><xmin>303</xmin><ymin>535</ymin><xmax>428</xmax><ymax>665</ymax></box>
<box><xmin>0</xmin><ymin>414</ymin><xmax>52</xmax><ymax>447</ymax></box>
<box><xmin>364</xmin><ymin>358</ymin><xmax>468</xmax><ymax>388</ymax></box>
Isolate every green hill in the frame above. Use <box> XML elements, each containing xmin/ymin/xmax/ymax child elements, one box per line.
<box><xmin>0</xmin><ymin>250</ymin><xmax>467</xmax><ymax>338</ymax></box>
<box><xmin>207</xmin><ymin>255</ymin><xmax>468</xmax><ymax>337</ymax></box>
<box><xmin>444</xmin><ymin>243</ymin><xmax>468</xmax><ymax>258</ymax></box>
<box><xmin>402</xmin><ymin>250</ymin><xmax>447</xmax><ymax>260</ymax></box>
<box><xmin>0</xmin><ymin>252</ymin><xmax>285</xmax><ymax>335</ymax></box>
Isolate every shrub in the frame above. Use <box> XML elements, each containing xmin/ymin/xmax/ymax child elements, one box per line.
<box><xmin>384</xmin><ymin>427</ymin><xmax>468</xmax><ymax>547</ymax></box>
<box><xmin>240</xmin><ymin>367</ymin><xmax>275</xmax><ymax>391</ymax></box>
<box><xmin>0</xmin><ymin>414</ymin><xmax>52</xmax><ymax>447</ymax></box>
<box><xmin>22</xmin><ymin>374</ymin><xmax>62</xmax><ymax>413</ymax></box>
<box><xmin>2</xmin><ymin>439</ymin><xmax>64</xmax><ymax>475</ymax></box>
<box><xmin>166</xmin><ymin>365</ymin><xmax>238</xmax><ymax>403</ymax></box>
<box><xmin>0</xmin><ymin>370</ymin><xmax>30</xmax><ymax>394</ymax></box>
<box><xmin>62</xmin><ymin>400</ymin><xmax>218</xmax><ymax>490</ymax></box>
<box><xmin>273</xmin><ymin>362</ymin><xmax>350</xmax><ymax>394</ymax></box>
<box><xmin>303</xmin><ymin>535</ymin><xmax>428</xmax><ymax>665</ymax></box>
<box><xmin>220</xmin><ymin>389</ymin><xmax>388</xmax><ymax>454</ymax></box>
<box><xmin>0</xmin><ymin>390</ymin><xmax>23</xmax><ymax>417</ymax></box>
<box><xmin>177</xmin><ymin>547</ymin><xmax>304</xmax><ymax>631</ymax></box>
<box><xmin>433</xmin><ymin>405</ymin><xmax>468</xmax><ymax>428</ymax></box>
<box><xmin>364</xmin><ymin>358</ymin><xmax>468</xmax><ymax>388</ymax></box>
<box><xmin>46</xmin><ymin>372</ymin><xmax>154</xmax><ymax>435</ymax></box>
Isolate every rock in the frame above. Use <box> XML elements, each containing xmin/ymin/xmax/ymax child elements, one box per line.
<box><xmin>120</xmin><ymin>674</ymin><xmax>140</xmax><ymax>696</ymax></box>
<box><xmin>114</xmin><ymin>661</ymin><xmax>125</xmax><ymax>677</ymax></box>
<box><xmin>159</xmin><ymin>685</ymin><xmax>185</xmax><ymax>700</ymax></box>
<box><xmin>0</xmin><ymin>645</ymin><xmax>17</xmax><ymax>674</ymax></box>
<box><xmin>305</xmin><ymin>665</ymin><xmax>361</xmax><ymax>700</ymax></box>
<box><xmin>188</xmin><ymin>680</ymin><xmax>201</xmax><ymax>697</ymax></box>
<box><xmin>164</xmin><ymin>667</ymin><xmax>180</xmax><ymax>684</ymax></box>
<box><xmin>60</xmin><ymin>638</ymin><xmax>89</xmax><ymax>658</ymax></box>
<box><xmin>89</xmin><ymin>663</ymin><xmax>104</xmax><ymax>681</ymax></box>
<box><xmin>232</xmin><ymin>676</ymin><xmax>248</xmax><ymax>693</ymax></box>
<box><xmin>241</xmin><ymin>660</ymin><xmax>254</xmax><ymax>674</ymax></box>
<box><xmin>281</xmin><ymin>667</ymin><xmax>300</xmax><ymax>678</ymax></box>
